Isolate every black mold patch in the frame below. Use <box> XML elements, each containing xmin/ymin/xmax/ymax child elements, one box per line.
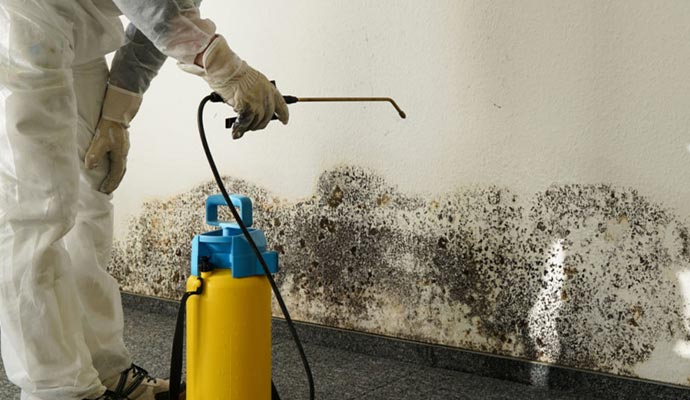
<box><xmin>110</xmin><ymin>166</ymin><xmax>690</xmax><ymax>379</ymax></box>
<box><xmin>524</xmin><ymin>185</ymin><xmax>685</xmax><ymax>375</ymax></box>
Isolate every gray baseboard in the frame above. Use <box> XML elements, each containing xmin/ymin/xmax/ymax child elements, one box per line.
<box><xmin>121</xmin><ymin>292</ymin><xmax>690</xmax><ymax>400</ymax></box>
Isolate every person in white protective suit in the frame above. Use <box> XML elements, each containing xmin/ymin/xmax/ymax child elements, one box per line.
<box><xmin>0</xmin><ymin>0</ymin><xmax>289</xmax><ymax>399</ymax></box>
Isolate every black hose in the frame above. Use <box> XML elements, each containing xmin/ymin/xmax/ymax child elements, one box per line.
<box><xmin>198</xmin><ymin>93</ymin><xmax>315</xmax><ymax>399</ymax></box>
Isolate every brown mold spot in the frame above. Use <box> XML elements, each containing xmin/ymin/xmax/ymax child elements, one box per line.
<box><xmin>377</xmin><ymin>194</ymin><xmax>391</xmax><ymax>207</ymax></box>
<box><xmin>564</xmin><ymin>266</ymin><xmax>578</xmax><ymax>278</ymax></box>
<box><xmin>328</xmin><ymin>186</ymin><xmax>344</xmax><ymax>208</ymax></box>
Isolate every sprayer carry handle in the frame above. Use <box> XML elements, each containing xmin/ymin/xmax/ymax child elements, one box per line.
<box><xmin>206</xmin><ymin>194</ymin><xmax>253</xmax><ymax>228</ymax></box>
<box><xmin>226</xmin><ymin>95</ymin><xmax>298</xmax><ymax>130</ymax></box>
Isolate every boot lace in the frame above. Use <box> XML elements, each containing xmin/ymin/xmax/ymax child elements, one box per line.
<box><xmin>109</xmin><ymin>363</ymin><xmax>157</xmax><ymax>399</ymax></box>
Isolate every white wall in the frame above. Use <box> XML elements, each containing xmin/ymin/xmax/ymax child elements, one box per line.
<box><xmin>116</xmin><ymin>0</ymin><xmax>690</xmax><ymax>237</ymax></box>
<box><xmin>112</xmin><ymin>0</ymin><xmax>690</xmax><ymax>384</ymax></box>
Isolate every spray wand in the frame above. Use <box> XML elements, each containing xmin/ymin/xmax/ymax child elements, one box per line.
<box><xmin>226</xmin><ymin>95</ymin><xmax>407</xmax><ymax>132</ymax></box>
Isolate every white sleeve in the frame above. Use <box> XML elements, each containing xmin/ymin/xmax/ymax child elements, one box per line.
<box><xmin>112</xmin><ymin>0</ymin><xmax>216</xmax><ymax>64</ymax></box>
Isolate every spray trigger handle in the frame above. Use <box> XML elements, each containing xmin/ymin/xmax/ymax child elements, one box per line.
<box><xmin>225</xmin><ymin>96</ymin><xmax>298</xmax><ymax>130</ymax></box>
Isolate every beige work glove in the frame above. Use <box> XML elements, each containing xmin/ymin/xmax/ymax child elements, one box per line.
<box><xmin>85</xmin><ymin>85</ymin><xmax>142</xmax><ymax>194</ymax></box>
<box><xmin>178</xmin><ymin>35</ymin><xmax>289</xmax><ymax>139</ymax></box>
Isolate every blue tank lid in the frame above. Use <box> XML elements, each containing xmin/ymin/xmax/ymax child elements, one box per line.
<box><xmin>191</xmin><ymin>195</ymin><xmax>279</xmax><ymax>278</ymax></box>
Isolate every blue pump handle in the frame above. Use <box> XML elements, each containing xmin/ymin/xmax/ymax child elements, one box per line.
<box><xmin>206</xmin><ymin>194</ymin><xmax>253</xmax><ymax>228</ymax></box>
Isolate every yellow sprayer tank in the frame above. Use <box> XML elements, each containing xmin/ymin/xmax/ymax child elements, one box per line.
<box><xmin>185</xmin><ymin>194</ymin><xmax>279</xmax><ymax>400</ymax></box>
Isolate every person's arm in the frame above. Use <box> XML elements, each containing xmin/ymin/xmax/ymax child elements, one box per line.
<box><xmin>111</xmin><ymin>0</ymin><xmax>215</xmax><ymax>65</ymax></box>
<box><xmin>86</xmin><ymin>0</ymin><xmax>289</xmax><ymax>194</ymax></box>
<box><xmin>109</xmin><ymin>24</ymin><xmax>168</xmax><ymax>95</ymax></box>
<box><xmin>87</xmin><ymin>0</ymin><xmax>194</xmax><ymax>194</ymax></box>
<box><xmin>112</xmin><ymin>0</ymin><xmax>288</xmax><ymax>131</ymax></box>
<box><xmin>109</xmin><ymin>0</ymin><xmax>210</xmax><ymax>95</ymax></box>
<box><xmin>84</xmin><ymin>19</ymin><xmax>170</xmax><ymax>195</ymax></box>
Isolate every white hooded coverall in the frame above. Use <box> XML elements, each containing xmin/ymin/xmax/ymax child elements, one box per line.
<box><xmin>0</xmin><ymin>0</ymin><xmax>214</xmax><ymax>398</ymax></box>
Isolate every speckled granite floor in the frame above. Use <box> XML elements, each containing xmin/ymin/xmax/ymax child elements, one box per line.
<box><xmin>0</xmin><ymin>301</ymin><xmax>614</xmax><ymax>400</ymax></box>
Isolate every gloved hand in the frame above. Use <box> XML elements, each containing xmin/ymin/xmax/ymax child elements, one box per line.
<box><xmin>179</xmin><ymin>35</ymin><xmax>289</xmax><ymax>139</ymax></box>
<box><xmin>85</xmin><ymin>85</ymin><xmax>142</xmax><ymax>194</ymax></box>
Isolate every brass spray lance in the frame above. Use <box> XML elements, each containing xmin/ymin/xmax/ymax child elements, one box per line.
<box><xmin>286</xmin><ymin>96</ymin><xmax>407</xmax><ymax>119</ymax></box>
<box><xmin>225</xmin><ymin>94</ymin><xmax>407</xmax><ymax>131</ymax></box>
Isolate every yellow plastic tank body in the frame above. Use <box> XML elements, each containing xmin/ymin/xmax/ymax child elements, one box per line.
<box><xmin>186</xmin><ymin>270</ymin><xmax>272</xmax><ymax>400</ymax></box>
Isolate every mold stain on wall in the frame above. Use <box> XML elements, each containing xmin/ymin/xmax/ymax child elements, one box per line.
<box><xmin>110</xmin><ymin>165</ymin><xmax>690</xmax><ymax>380</ymax></box>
